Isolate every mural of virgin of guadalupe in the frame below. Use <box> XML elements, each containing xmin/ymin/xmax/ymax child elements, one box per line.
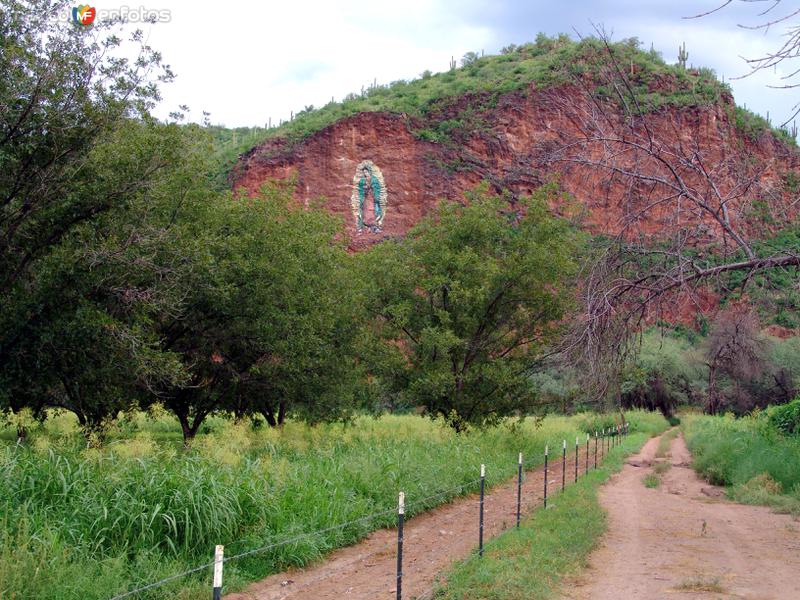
<box><xmin>350</xmin><ymin>161</ymin><xmax>388</xmax><ymax>233</ymax></box>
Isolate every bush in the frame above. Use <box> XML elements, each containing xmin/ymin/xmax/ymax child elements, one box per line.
<box><xmin>683</xmin><ymin>413</ymin><xmax>800</xmax><ymax>500</ymax></box>
<box><xmin>621</xmin><ymin>329</ymin><xmax>707</xmax><ymax>415</ymax></box>
<box><xmin>574</xmin><ymin>410</ymin><xmax>668</xmax><ymax>437</ymax></box>
<box><xmin>766</xmin><ymin>397</ymin><xmax>800</xmax><ymax>435</ymax></box>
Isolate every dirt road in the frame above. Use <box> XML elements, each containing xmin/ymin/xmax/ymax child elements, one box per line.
<box><xmin>564</xmin><ymin>433</ymin><xmax>800</xmax><ymax>600</ymax></box>
<box><xmin>225</xmin><ymin>442</ymin><xmax>599</xmax><ymax>600</ymax></box>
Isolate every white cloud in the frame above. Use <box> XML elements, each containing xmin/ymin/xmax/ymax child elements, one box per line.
<box><xmin>140</xmin><ymin>0</ymin><xmax>492</xmax><ymax>126</ymax></box>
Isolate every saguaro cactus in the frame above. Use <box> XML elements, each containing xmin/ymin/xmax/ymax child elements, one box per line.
<box><xmin>678</xmin><ymin>41</ymin><xmax>688</xmax><ymax>69</ymax></box>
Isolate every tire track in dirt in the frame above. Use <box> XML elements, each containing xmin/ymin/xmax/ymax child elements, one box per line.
<box><xmin>562</xmin><ymin>433</ymin><xmax>800</xmax><ymax>600</ymax></box>
<box><xmin>225</xmin><ymin>441</ymin><xmax>605</xmax><ymax>600</ymax></box>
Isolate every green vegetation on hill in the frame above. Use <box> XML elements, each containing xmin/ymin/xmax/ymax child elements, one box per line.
<box><xmin>250</xmin><ymin>35</ymin><xmax>731</xmax><ymax>144</ymax></box>
<box><xmin>206</xmin><ymin>124</ymin><xmax>270</xmax><ymax>189</ymax></box>
<box><xmin>208</xmin><ymin>33</ymin><xmax>796</xmax><ymax>174</ymax></box>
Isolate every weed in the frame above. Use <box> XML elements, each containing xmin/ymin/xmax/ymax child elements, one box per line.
<box><xmin>684</xmin><ymin>413</ymin><xmax>800</xmax><ymax>514</ymax></box>
<box><xmin>656</xmin><ymin>428</ymin><xmax>679</xmax><ymax>458</ymax></box>
<box><xmin>642</xmin><ymin>473</ymin><xmax>661</xmax><ymax>488</ymax></box>
<box><xmin>653</xmin><ymin>461</ymin><xmax>672</xmax><ymax>475</ymax></box>
<box><xmin>674</xmin><ymin>575</ymin><xmax>725</xmax><ymax>593</ymax></box>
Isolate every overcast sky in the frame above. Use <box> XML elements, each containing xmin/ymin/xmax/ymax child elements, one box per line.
<box><xmin>132</xmin><ymin>0</ymin><xmax>800</xmax><ymax>128</ymax></box>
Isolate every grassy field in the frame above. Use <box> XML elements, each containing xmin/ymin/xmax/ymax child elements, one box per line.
<box><xmin>683</xmin><ymin>412</ymin><xmax>800</xmax><ymax>514</ymax></box>
<box><xmin>433</xmin><ymin>419</ymin><xmax>667</xmax><ymax>599</ymax></box>
<box><xmin>1</xmin><ymin>409</ymin><xmax>662</xmax><ymax>600</ymax></box>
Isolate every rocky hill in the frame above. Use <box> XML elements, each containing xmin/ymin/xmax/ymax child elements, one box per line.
<box><xmin>230</xmin><ymin>36</ymin><xmax>800</xmax><ymax>252</ymax></box>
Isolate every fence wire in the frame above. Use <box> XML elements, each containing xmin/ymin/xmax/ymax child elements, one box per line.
<box><xmin>108</xmin><ymin>505</ymin><xmax>397</xmax><ymax>600</ymax></box>
<box><xmin>108</xmin><ymin>432</ymin><xmax>626</xmax><ymax>599</ymax></box>
<box><xmin>108</xmin><ymin>476</ymin><xmax>487</xmax><ymax>599</ymax></box>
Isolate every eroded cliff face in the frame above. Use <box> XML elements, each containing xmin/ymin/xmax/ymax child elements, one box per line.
<box><xmin>231</xmin><ymin>83</ymin><xmax>800</xmax><ymax>251</ymax></box>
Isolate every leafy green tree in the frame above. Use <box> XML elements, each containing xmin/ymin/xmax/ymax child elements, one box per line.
<box><xmin>460</xmin><ymin>51</ymin><xmax>480</xmax><ymax>67</ymax></box>
<box><xmin>0</xmin><ymin>0</ymin><xmax>179</xmax><ymax>432</ymax></box>
<box><xmin>360</xmin><ymin>184</ymin><xmax>583</xmax><ymax>430</ymax></box>
<box><xmin>620</xmin><ymin>329</ymin><xmax>707</xmax><ymax>417</ymax></box>
<box><xmin>0</xmin><ymin>0</ymin><xmax>172</xmax><ymax>295</ymax></box>
<box><xmin>0</xmin><ymin>1</ymin><xmax>368</xmax><ymax>442</ymax></box>
<box><xmin>0</xmin><ymin>119</ymin><xmax>209</xmax><ymax>434</ymax></box>
<box><xmin>153</xmin><ymin>182</ymin><xmax>365</xmax><ymax>443</ymax></box>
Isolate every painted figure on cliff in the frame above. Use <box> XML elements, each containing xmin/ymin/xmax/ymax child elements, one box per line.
<box><xmin>350</xmin><ymin>160</ymin><xmax>387</xmax><ymax>233</ymax></box>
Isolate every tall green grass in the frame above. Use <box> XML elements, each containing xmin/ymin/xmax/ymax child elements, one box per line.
<box><xmin>0</xmin><ymin>410</ymin><xmax>665</xmax><ymax>599</ymax></box>
<box><xmin>683</xmin><ymin>413</ymin><xmax>800</xmax><ymax>512</ymax></box>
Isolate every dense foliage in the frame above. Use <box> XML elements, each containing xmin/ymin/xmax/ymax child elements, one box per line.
<box><xmin>358</xmin><ymin>184</ymin><xmax>584</xmax><ymax>430</ymax></box>
<box><xmin>720</xmin><ymin>227</ymin><xmax>800</xmax><ymax>329</ymax></box>
<box><xmin>0</xmin><ymin>2</ymin><xmax>591</xmax><ymax>444</ymax></box>
<box><xmin>766</xmin><ymin>397</ymin><xmax>800</xmax><ymax>436</ymax></box>
<box><xmin>620</xmin><ymin>324</ymin><xmax>800</xmax><ymax>416</ymax></box>
<box><xmin>620</xmin><ymin>330</ymin><xmax>707</xmax><ymax>416</ymax></box>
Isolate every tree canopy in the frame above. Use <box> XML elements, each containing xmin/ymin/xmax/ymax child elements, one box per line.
<box><xmin>359</xmin><ymin>184</ymin><xmax>584</xmax><ymax>430</ymax></box>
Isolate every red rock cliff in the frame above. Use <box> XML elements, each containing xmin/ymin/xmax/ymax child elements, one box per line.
<box><xmin>232</xmin><ymin>84</ymin><xmax>800</xmax><ymax>251</ymax></box>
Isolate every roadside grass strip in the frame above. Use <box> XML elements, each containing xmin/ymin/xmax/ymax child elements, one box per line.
<box><xmin>434</xmin><ymin>430</ymin><xmax>664</xmax><ymax>600</ymax></box>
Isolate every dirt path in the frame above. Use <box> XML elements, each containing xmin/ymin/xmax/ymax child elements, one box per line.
<box><xmin>564</xmin><ymin>432</ymin><xmax>800</xmax><ymax>600</ymax></box>
<box><xmin>226</xmin><ymin>441</ymin><xmax>602</xmax><ymax>600</ymax></box>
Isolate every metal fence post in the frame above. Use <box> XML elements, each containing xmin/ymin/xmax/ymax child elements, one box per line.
<box><xmin>212</xmin><ymin>545</ymin><xmax>223</xmax><ymax>600</ymax></box>
<box><xmin>561</xmin><ymin>440</ymin><xmax>566</xmax><ymax>492</ymax></box>
<box><xmin>516</xmin><ymin>452</ymin><xmax>522</xmax><ymax>528</ymax></box>
<box><xmin>479</xmin><ymin>464</ymin><xmax>485</xmax><ymax>557</ymax></box>
<box><xmin>585</xmin><ymin>433</ymin><xmax>590</xmax><ymax>475</ymax></box>
<box><xmin>396</xmin><ymin>492</ymin><xmax>404</xmax><ymax>600</ymax></box>
<box><xmin>544</xmin><ymin>445</ymin><xmax>548</xmax><ymax>508</ymax></box>
<box><xmin>574</xmin><ymin>437</ymin><xmax>579</xmax><ymax>483</ymax></box>
<box><xmin>594</xmin><ymin>431</ymin><xmax>598</xmax><ymax>469</ymax></box>
<box><xmin>600</xmin><ymin>429</ymin><xmax>604</xmax><ymax>460</ymax></box>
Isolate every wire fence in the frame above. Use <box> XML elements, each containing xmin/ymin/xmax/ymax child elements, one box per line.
<box><xmin>108</xmin><ymin>424</ymin><xmax>630</xmax><ymax>600</ymax></box>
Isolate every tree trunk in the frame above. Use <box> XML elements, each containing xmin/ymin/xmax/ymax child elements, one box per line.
<box><xmin>707</xmin><ymin>363</ymin><xmax>719</xmax><ymax>415</ymax></box>
<box><xmin>260</xmin><ymin>408</ymin><xmax>277</xmax><ymax>427</ymax></box>
<box><xmin>278</xmin><ymin>401</ymin><xmax>286</xmax><ymax>427</ymax></box>
<box><xmin>178</xmin><ymin>413</ymin><xmax>202</xmax><ymax>447</ymax></box>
